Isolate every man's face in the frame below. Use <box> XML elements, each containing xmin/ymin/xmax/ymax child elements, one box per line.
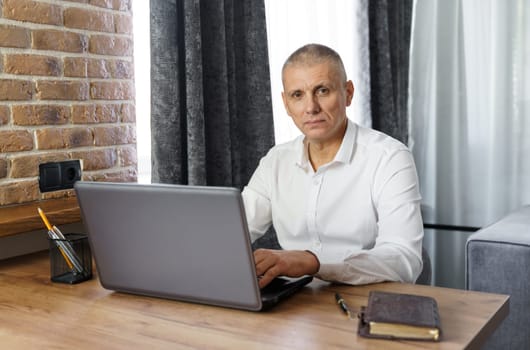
<box><xmin>281</xmin><ymin>62</ymin><xmax>354</xmax><ymax>144</ymax></box>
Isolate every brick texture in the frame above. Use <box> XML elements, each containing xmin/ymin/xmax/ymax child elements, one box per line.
<box><xmin>32</xmin><ymin>29</ymin><xmax>88</xmax><ymax>53</ymax></box>
<box><xmin>0</xmin><ymin>24</ymin><xmax>30</xmax><ymax>48</ymax></box>
<box><xmin>0</xmin><ymin>106</ymin><xmax>9</xmax><ymax>125</ymax></box>
<box><xmin>72</xmin><ymin>104</ymin><xmax>120</xmax><ymax>123</ymax></box>
<box><xmin>65</xmin><ymin>57</ymin><xmax>106</xmax><ymax>78</ymax></box>
<box><xmin>36</xmin><ymin>80</ymin><xmax>90</xmax><ymax>100</ymax></box>
<box><xmin>93</xmin><ymin>125</ymin><xmax>135</xmax><ymax>146</ymax></box>
<box><xmin>118</xmin><ymin>145</ymin><xmax>136</xmax><ymax>166</ymax></box>
<box><xmin>41</xmin><ymin>188</ymin><xmax>76</xmax><ymax>200</ymax></box>
<box><xmin>0</xmin><ymin>0</ymin><xmax>136</xmax><ymax>207</ymax></box>
<box><xmin>4</xmin><ymin>54</ymin><xmax>62</xmax><ymax>76</ymax></box>
<box><xmin>63</xmin><ymin>57</ymin><xmax>130</xmax><ymax>79</ymax></box>
<box><xmin>12</xmin><ymin>105</ymin><xmax>71</xmax><ymax>125</ymax></box>
<box><xmin>90</xmin><ymin>81</ymin><xmax>134</xmax><ymax>100</ymax></box>
<box><xmin>0</xmin><ymin>131</ymin><xmax>34</xmax><ymax>152</ymax></box>
<box><xmin>114</xmin><ymin>13</ymin><xmax>133</xmax><ymax>34</ymax></box>
<box><xmin>0</xmin><ymin>180</ymin><xmax>40</xmax><ymax>206</ymax></box>
<box><xmin>90</xmin><ymin>0</ymin><xmax>131</xmax><ymax>11</ymax></box>
<box><xmin>84</xmin><ymin>168</ymin><xmax>137</xmax><ymax>182</ymax></box>
<box><xmin>36</xmin><ymin>127</ymin><xmax>93</xmax><ymax>150</ymax></box>
<box><xmin>0</xmin><ymin>80</ymin><xmax>34</xmax><ymax>100</ymax></box>
<box><xmin>64</xmin><ymin>7</ymin><xmax>114</xmax><ymax>32</ymax></box>
<box><xmin>70</xmin><ymin>149</ymin><xmax>117</xmax><ymax>170</ymax></box>
<box><xmin>3</xmin><ymin>0</ymin><xmax>63</xmax><ymax>26</ymax></box>
<box><xmin>0</xmin><ymin>159</ymin><xmax>7</xmax><ymax>178</ymax></box>
<box><xmin>89</xmin><ymin>35</ymin><xmax>133</xmax><ymax>56</ymax></box>
<box><xmin>120</xmin><ymin>103</ymin><xmax>135</xmax><ymax>122</ymax></box>
<box><xmin>113</xmin><ymin>60</ymin><xmax>134</xmax><ymax>79</ymax></box>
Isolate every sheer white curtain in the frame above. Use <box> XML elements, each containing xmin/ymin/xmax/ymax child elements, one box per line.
<box><xmin>409</xmin><ymin>0</ymin><xmax>530</xmax><ymax>228</ymax></box>
<box><xmin>264</xmin><ymin>0</ymin><xmax>371</xmax><ymax>144</ymax></box>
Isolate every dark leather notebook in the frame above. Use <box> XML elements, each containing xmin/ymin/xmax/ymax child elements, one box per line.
<box><xmin>358</xmin><ymin>291</ymin><xmax>441</xmax><ymax>341</ymax></box>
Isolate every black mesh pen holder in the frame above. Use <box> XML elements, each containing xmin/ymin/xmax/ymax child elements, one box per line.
<box><xmin>49</xmin><ymin>233</ymin><xmax>92</xmax><ymax>284</ymax></box>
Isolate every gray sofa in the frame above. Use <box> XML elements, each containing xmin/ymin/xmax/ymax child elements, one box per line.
<box><xmin>466</xmin><ymin>205</ymin><xmax>530</xmax><ymax>350</ymax></box>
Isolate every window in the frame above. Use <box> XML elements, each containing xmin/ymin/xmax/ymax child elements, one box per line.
<box><xmin>132</xmin><ymin>0</ymin><xmax>151</xmax><ymax>184</ymax></box>
<box><xmin>264</xmin><ymin>0</ymin><xmax>370</xmax><ymax>144</ymax></box>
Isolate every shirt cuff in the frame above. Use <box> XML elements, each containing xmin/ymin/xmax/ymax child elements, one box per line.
<box><xmin>304</xmin><ymin>250</ymin><xmax>320</xmax><ymax>274</ymax></box>
<box><xmin>307</xmin><ymin>248</ymin><xmax>345</xmax><ymax>281</ymax></box>
<box><xmin>316</xmin><ymin>262</ymin><xmax>346</xmax><ymax>281</ymax></box>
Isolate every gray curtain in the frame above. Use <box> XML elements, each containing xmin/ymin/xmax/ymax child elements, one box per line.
<box><xmin>150</xmin><ymin>0</ymin><xmax>274</xmax><ymax>188</ymax></box>
<box><xmin>368</xmin><ymin>0</ymin><xmax>413</xmax><ymax>144</ymax></box>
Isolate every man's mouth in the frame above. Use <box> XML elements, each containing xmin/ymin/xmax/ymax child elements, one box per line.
<box><xmin>305</xmin><ymin>119</ymin><xmax>325</xmax><ymax>126</ymax></box>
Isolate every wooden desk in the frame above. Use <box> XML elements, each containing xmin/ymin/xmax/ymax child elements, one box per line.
<box><xmin>0</xmin><ymin>252</ymin><xmax>508</xmax><ymax>349</ymax></box>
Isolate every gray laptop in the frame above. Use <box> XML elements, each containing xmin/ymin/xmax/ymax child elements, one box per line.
<box><xmin>74</xmin><ymin>181</ymin><xmax>312</xmax><ymax>311</ymax></box>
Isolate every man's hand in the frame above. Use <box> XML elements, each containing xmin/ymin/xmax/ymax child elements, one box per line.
<box><xmin>253</xmin><ymin>249</ymin><xmax>320</xmax><ymax>288</ymax></box>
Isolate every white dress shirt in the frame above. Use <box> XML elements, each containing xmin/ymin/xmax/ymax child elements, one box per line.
<box><xmin>242</xmin><ymin>119</ymin><xmax>424</xmax><ymax>285</ymax></box>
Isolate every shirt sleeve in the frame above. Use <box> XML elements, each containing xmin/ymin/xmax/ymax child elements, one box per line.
<box><xmin>315</xmin><ymin>149</ymin><xmax>424</xmax><ymax>285</ymax></box>
<box><xmin>241</xmin><ymin>153</ymin><xmax>274</xmax><ymax>243</ymax></box>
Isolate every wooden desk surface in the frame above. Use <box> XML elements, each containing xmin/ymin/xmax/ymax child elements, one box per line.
<box><xmin>0</xmin><ymin>252</ymin><xmax>508</xmax><ymax>350</ymax></box>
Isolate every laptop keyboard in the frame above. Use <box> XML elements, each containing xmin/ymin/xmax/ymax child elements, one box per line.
<box><xmin>260</xmin><ymin>277</ymin><xmax>291</xmax><ymax>293</ymax></box>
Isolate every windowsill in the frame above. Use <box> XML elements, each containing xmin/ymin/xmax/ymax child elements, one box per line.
<box><xmin>0</xmin><ymin>197</ymin><xmax>81</xmax><ymax>237</ymax></box>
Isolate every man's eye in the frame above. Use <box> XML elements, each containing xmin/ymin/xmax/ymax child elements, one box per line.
<box><xmin>291</xmin><ymin>91</ymin><xmax>302</xmax><ymax>99</ymax></box>
<box><xmin>316</xmin><ymin>87</ymin><xmax>329</xmax><ymax>95</ymax></box>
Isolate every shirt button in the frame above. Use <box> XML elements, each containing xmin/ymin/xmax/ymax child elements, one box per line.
<box><xmin>313</xmin><ymin>241</ymin><xmax>322</xmax><ymax>250</ymax></box>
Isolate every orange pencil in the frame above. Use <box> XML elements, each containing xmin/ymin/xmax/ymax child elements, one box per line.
<box><xmin>37</xmin><ymin>207</ymin><xmax>53</xmax><ymax>231</ymax></box>
<box><xmin>38</xmin><ymin>207</ymin><xmax>75</xmax><ymax>271</ymax></box>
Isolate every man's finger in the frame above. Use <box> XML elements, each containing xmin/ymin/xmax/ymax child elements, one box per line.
<box><xmin>258</xmin><ymin>268</ymin><xmax>279</xmax><ymax>288</ymax></box>
<box><xmin>253</xmin><ymin>249</ymin><xmax>276</xmax><ymax>275</ymax></box>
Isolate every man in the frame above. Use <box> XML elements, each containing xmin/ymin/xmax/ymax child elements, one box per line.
<box><xmin>242</xmin><ymin>44</ymin><xmax>423</xmax><ymax>288</ymax></box>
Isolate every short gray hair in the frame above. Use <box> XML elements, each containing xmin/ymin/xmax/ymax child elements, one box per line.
<box><xmin>281</xmin><ymin>43</ymin><xmax>347</xmax><ymax>83</ymax></box>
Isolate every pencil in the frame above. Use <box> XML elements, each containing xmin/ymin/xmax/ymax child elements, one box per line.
<box><xmin>37</xmin><ymin>207</ymin><xmax>76</xmax><ymax>271</ymax></box>
<box><xmin>37</xmin><ymin>207</ymin><xmax>53</xmax><ymax>231</ymax></box>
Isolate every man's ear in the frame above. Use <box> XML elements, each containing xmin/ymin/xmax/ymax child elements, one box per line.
<box><xmin>345</xmin><ymin>80</ymin><xmax>354</xmax><ymax>106</ymax></box>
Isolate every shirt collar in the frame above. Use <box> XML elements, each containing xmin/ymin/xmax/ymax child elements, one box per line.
<box><xmin>295</xmin><ymin>118</ymin><xmax>358</xmax><ymax>169</ymax></box>
<box><xmin>334</xmin><ymin>118</ymin><xmax>357</xmax><ymax>164</ymax></box>
<box><xmin>295</xmin><ymin>136</ymin><xmax>310</xmax><ymax>170</ymax></box>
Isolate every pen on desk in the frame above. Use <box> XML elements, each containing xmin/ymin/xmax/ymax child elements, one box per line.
<box><xmin>335</xmin><ymin>293</ymin><xmax>352</xmax><ymax>318</ymax></box>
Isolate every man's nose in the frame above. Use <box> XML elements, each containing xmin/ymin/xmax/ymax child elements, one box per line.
<box><xmin>305</xmin><ymin>95</ymin><xmax>320</xmax><ymax>114</ymax></box>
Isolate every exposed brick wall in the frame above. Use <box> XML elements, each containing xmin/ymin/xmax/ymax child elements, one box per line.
<box><xmin>0</xmin><ymin>0</ymin><xmax>137</xmax><ymax>207</ymax></box>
